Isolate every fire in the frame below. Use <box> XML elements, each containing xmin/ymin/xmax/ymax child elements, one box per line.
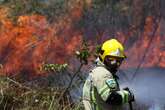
<box><xmin>0</xmin><ymin>1</ymin><xmax>164</xmax><ymax>78</ymax></box>
<box><xmin>0</xmin><ymin>14</ymin><xmax>83</xmax><ymax>76</ymax></box>
<box><xmin>121</xmin><ymin>16</ymin><xmax>165</xmax><ymax>68</ymax></box>
<box><xmin>0</xmin><ymin>6</ymin><xmax>10</xmax><ymax>21</ymax></box>
<box><xmin>0</xmin><ymin>0</ymin><xmax>94</xmax><ymax>76</ymax></box>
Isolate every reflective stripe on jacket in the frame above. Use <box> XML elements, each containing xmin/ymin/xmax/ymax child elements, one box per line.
<box><xmin>83</xmin><ymin>59</ymin><xmax>129</xmax><ymax>110</ymax></box>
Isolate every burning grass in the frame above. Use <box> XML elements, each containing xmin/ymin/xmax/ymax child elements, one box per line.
<box><xmin>0</xmin><ymin>0</ymin><xmax>164</xmax><ymax>77</ymax></box>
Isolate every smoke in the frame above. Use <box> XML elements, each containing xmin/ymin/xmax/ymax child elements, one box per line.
<box><xmin>118</xmin><ymin>67</ymin><xmax>165</xmax><ymax>110</ymax></box>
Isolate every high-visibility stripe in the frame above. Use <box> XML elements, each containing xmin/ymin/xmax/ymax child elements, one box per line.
<box><xmin>123</xmin><ymin>90</ymin><xmax>129</xmax><ymax>103</ymax></box>
<box><xmin>91</xmin><ymin>90</ymin><xmax>96</xmax><ymax>102</ymax></box>
<box><xmin>100</xmin><ymin>88</ymin><xmax>111</xmax><ymax>101</ymax></box>
<box><xmin>90</xmin><ymin>86</ymin><xmax>96</xmax><ymax>103</ymax></box>
<box><xmin>92</xmin><ymin>103</ymin><xmax>100</xmax><ymax>110</ymax></box>
<box><xmin>99</xmin><ymin>85</ymin><xmax>110</xmax><ymax>95</ymax></box>
<box><xmin>117</xmin><ymin>90</ymin><xmax>129</xmax><ymax>104</ymax></box>
<box><xmin>90</xmin><ymin>87</ymin><xmax>101</xmax><ymax>110</ymax></box>
<box><xmin>96</xmin><ymin>105</ymin><xmax>100</xmax><ymax>110</ymax></box>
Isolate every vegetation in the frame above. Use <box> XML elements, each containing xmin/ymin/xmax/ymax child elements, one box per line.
<box><xmin>0</xmin><ymin>76</ymin><xmax>84</xmax><ymax>110</ymax></box>
<box><xmin>0</xmin><ymin>0</ymin><xmax>162</xmax><ymax>110</ymax></box>
<box><xmin>0</xmin><ymin>42</ymin><xmax>89</xmax><ymax>109</ymax></box>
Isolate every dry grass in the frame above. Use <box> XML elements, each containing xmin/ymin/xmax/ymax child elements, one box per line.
<box><xmin>0</xmin><ymin>76</ymin><xmax>84</xmax><ymax>110</ymax></box>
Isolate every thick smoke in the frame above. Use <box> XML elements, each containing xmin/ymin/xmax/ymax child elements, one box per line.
<box><xmin>118</xmin><ymin>68</ymin><xmax>165</xmax><ymax>110</ymax></box>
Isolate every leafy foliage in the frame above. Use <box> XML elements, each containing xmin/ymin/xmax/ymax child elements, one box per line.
<box><xmin>75</xmin><ymin>41</ymin><xmax>90</xmax><ymax>64</ymax></box>
<box><xmin>0</xmin><ymin>0</ymin><xmax>161</xmax><ymax>110</ymax></box>
<box><xmin>42</xmin><ymin>63</ymin><xmax>68</xmax><ymax>72</ymax></box>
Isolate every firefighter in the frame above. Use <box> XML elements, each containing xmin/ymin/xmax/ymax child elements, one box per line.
<box><xmin>83</xmin><ymin>39</ymin><xmax>134</xmax><ymax>110</ymax></box>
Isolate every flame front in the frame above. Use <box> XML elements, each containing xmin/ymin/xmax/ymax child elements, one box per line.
<box><xmin>0</xmin><ymin>13</ymin><xmax>83</xmax><ymax>76</ymax></box>
<box><xmin>0</xmin><ymin>1</ymin><xmax>164</xmax><ymax>77</ymax></box>
<box><xmin>120</xmin><ymin>16</ymin><xmax>165</xmax><ymax>68</ymax></box>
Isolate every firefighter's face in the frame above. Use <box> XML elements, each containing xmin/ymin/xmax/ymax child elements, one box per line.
<box><xmin>104</xmin><ymin>56</ymin><xmax>123</xmax><ymax>72</ymax></box>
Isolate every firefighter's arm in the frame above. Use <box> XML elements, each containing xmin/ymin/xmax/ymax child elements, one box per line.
<box><xmin>104</xmin><ymin>80</ymin><xmax>134</xmax><ymax>105</ymax></box>
<box><xmin>105</xmin><ymin>90</ymin><xmax>133</xmax><ymax>105</ymax></box>
<box><xmin>103</xmin><ymin>78</ymin><xmax>131</xmax><ymax>105</ymax></box>
<box><xmin>92</xmin><ymin>67</ymin><xmax>133</xmax><ymax>105</ymax></box>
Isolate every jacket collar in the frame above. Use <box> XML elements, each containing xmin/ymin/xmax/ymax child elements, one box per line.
<box><xmin>95</xmin><ymin>58</ymin><xmax>119</xmax><ymax>80</ymax></box>
<box><xmin>95</xmin><ymin>57</ymin><xmax>105</xmax><ymax>66</ymax></box>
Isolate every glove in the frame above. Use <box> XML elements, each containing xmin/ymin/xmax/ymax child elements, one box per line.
<box><xmin>123</xmin><ymin>87</ymin><xmax>135</xmax><ymax>102</ymax></box>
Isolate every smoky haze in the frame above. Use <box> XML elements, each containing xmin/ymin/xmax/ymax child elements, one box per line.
<box><xmin>118</xmin><ymin>68</ymin><xmax>165</xmax><ymax>110</ymax></box>
<box><xmin>71</xmin><ymin>67</ymin><xmax>165</xmax><ymax>110</ymax></box>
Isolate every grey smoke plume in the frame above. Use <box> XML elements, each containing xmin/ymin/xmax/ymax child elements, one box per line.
<box><xmin>71</xmin><ymin>67</ymin><xmax>165</xmax><ymax>110</ymax></box>
<box><xmin>118</xmin><ymin>68</ymin><xmax>165</xmax><ymax>110</ymax></box>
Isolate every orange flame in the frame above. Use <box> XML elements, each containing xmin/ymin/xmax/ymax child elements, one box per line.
<box><xmin>0</xmin><ymin>1</ymin><xmax>164</xmax><ymax>78</ymax></box>
<box><xmin>0</xmin><ymin>14</ymin><xmax>83</xmax><ymax>76</ymax></box>
<box><xmin>120</xmin><ymin>16</ymin><xmax>165</xmax><ymax>68</ymax></box>
<box><xmin>0</xmin><ymin>0</ymin><xmax>94</xmax><ymax>76</ymax></box>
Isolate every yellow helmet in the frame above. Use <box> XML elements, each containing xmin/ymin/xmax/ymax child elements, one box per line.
<box><xmin>99</xmin><ymin>39</ymin><xmax>126</xmax><ymax>62</ymax></box>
